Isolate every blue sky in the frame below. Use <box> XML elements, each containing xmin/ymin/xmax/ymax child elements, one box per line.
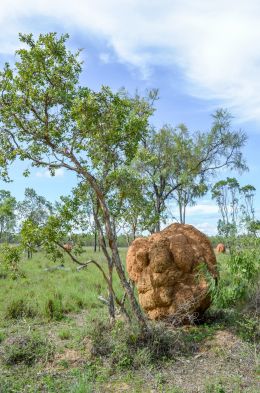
<box><xmin>1</xmin><ymin>0</ymin><xmax>260</xmax><ymax>235</ymax></box>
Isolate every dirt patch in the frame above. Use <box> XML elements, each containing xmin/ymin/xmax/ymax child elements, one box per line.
<box><xmin>45</xmin><ymin>348</ymin><xmax>84</xmax><ymax>371</ymax></box>
<box><xmin>162</xmin><ymin>329</ymin><xmax>259</xmax><ymax>392</ymax></box>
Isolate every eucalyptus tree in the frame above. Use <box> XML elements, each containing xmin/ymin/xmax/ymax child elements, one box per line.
<box><xmin>136</xmin><ymin>112</ymin><xmax>247</xmax><ymax>231</ymax></box>
<box><xmin>212</xmin><ymin>177</ymin><xmax>241</xmax><ymax>237</ymax></box>
<box><xmin>172</xmin><ymin>181</ymin><xmax>208</xmax><ymax>224</ymax></box>
<box><xmin>18</xmin><ymin>188</ymin><xmax>53</xmax><ymax>257</ymax></box>
<box><xmin>0</xmin><ymin>33</ymin><xmax>155</xmax><ymax>328</ymax></box>
<box><xmin>18</xmin><ymin>188</ymin><xmax>52</xmax><ymax>225</ymax></box>
<box><xmin>0</xmin><ymin>190</ymin><xmax>16</xmax><ymax>241</ymax></box>
<box><xmin>240</xmin><ymin>185</ymin><xmax>256</xmax><ymax>223</ymax></box>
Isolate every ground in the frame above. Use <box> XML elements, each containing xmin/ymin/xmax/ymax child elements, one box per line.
<box><xmin>0</xmin><ymin>248</ymin><xmax>259</xmax><ymax>392</ymax></box>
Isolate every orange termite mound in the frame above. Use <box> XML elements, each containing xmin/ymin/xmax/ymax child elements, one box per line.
<box><xmin>215</xmin><ymin>243</ymin><xmax>226</xmax><ymax>253</ymax></box>
<box><xmin>126</xmin><ymin>223</ymin><xmax>218</xmax><ymax>322</ymax></box>
<box><xmin>63</xmin><ymin>243</ymin><xmax>73</xmax><ymax>252</ymax></box>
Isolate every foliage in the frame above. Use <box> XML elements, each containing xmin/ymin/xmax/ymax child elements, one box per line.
<box><xmin>0</xmin><ymin>249</ymin><xmax>259</xmax><ymax>392</ymax></box>
<box><xmin>0</xmin><ymin>190</ymin><xmax>16</xmax><ymax>241</ymax></box>
<box><xmin>17</xmin><ymin>188</ymin><xmax>52</xmax><ymax>226</ymax></box>
<box><xmin>212</xmin><ymin>239</ymin><xmax>260</xmax><ymax>309</ymax></box>
<box><xmin>44</xmin><ymin>292</ymin><xmax>65</xmax><ymax>321</ymax></box>
<box><xmin>0</xmin><ymin>243</ymin><xmax>23</xmax><ymax>279</ymax></box>
<box><xmin>0</xmin><ymin>32</ymin><xmax>155</xmax><ymax>326</ymax></box>
<box><xmin>1</xmin><ymin>333</ymin><xmax>54</xmax><ymax>366</ymax></box>
<box><xmin>4</xmin><ymin>298</ymin><xmax>37</xmax><ymax>319</ymax></box>
<box><xmin>88</xmin><ymin>318</ymin><xmax>200</xmax><ymax>370</ymax></box>
<box><xmin>212</xmin><ymin>177</ymin><xmax>258</xmax><ymax>243</ymax></box>
<box><xmin>136</xmin><ymin>112</ymin><xmax>246</xmax><ymax>231</ymax></box>
<box><xmin>212</xmin><ymin>177</ymin><xmax>241</xmax><ymax>239</ymax></box>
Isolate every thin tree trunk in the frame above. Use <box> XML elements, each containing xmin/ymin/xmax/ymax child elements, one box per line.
<box><xmin>92</xmin><ymin>204</ymin><xmax>115</xmax><ymax>321</ymax></box>
<box><xmin>94</xmin><ymin>227</ymin><xmax>97</xmax><ymax>252</ymax></box>
<box><xmin>89</xmin><ymin>182</ymin><xmax>148</xmax><ymax>329</ymax></box>
<box><xmin>67</xmin><ymin>155</ymin><xmax>148</xmax><ymax>329</ymax></box>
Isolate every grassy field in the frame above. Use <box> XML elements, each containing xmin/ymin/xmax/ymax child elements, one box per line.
<box><xmin>0</xmin><ymin>248</ymin><xmax>259</xmax><ymax>392</ymax></box>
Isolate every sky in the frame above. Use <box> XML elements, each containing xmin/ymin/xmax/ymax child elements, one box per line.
<box><xmin>1</xmin><ymin>0</ymin><xmax>260</xmax><ymax>235</ymax></box>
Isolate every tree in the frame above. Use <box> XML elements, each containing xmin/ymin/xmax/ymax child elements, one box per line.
<box><xmin>18</xmin><ymin>188</ymin><xmax>52</xmax><ymax>225</ymax></box>
<box><xmin>136</xmin><ymin>112</ymin><xmax>247</xmax><ymax>231</ymax></box>
<box><xmin>212</xmin><ymin>178</ymin><xmax>259</xmax><ymax>240</ymax></box>
<box><xmin>18</xmin><ymin>188</ymin><xmax>52</xmax><ymax>257</ymax></box>
<box><xmin>0</xmin><ymin>33</ymin><xmax>155</xmax><ymax>328</ymax></box>
<box><xmin>172</xmin><ymin>180</ymin><xmax>208</xmax><ymax>224</ymax></box>
<box><xmin>240</xmin><ymin>185</ymin><xmax>256</xmax><ymax>223</ymax></box>
<box><xmin>212</xmin><ymin>177</ymin><xmax>240</xmax><ymax>238</ymax></box>
<box><xmin>0</xmin><ymin>190</ymin><xmax>16</xmax><ymax>241</ymax></box>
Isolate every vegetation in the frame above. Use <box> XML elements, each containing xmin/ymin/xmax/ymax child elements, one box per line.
<box><xmin>0</xmin><ymin>32</ymin><xmax>259</xmax><ymax>392</ymax></box>
<box><xmin>0</xmin><ymin>249</ymin><xmax>259</xmax><ymax>392</ymax></box>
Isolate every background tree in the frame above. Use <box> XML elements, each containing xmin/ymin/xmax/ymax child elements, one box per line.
<box><xmin>172</xmin><ymin>180</ymin><xmax>208</xmax><ymax>224</ymax></box>
<box><xmin>212</xmin><ymin>177</ymin><xmax>240</xmax><ymax>239</ymax></box>
<box><xmin>18</xmin><ymin>188</ymin><xmax>52</xmax><ymax>257</ymax></box>
<box><xmin>18</xmin><ymin>188</ymin><xmax>52</xmax><ymax>225</ymax></box>
<box><xmin>0</xmin><ymin>33</ymin><xmax>155</xmax><ymax>328</ymax></box>
<box><xmin>0</xmin><ymin>190</ymin><xmax>16</xmax><ymax>242</ymax></box>
<box><xmin>136</xmin><ymin>112</ymin><xmax>247</xmax><ymax>231</ymax></box>
<box><xmin>240</xmin><ymin>185</ymin><xmax>256</xmax><ymax>233</ymax></box>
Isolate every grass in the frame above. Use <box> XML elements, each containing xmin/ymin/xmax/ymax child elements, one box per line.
<box><xmin>0</xmin><ymin>247</ymin><xmax>126</xmax><ymax>325</ymax></box>
<box><xmin>0</xmin><ymin>247</ymin><xmax>259</xmax><ymax>392</ymax></box>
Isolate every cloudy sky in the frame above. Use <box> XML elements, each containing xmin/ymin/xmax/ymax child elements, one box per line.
<box><xmin>1</xmin><ymin>0</ymin><xmax>260</xmax><ymax>234</ymax></box>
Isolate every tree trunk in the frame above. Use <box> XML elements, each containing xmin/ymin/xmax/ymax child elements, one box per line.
<box><xmin>92</xmin><ymin>206</ymin><xmax>115</xmax><ymax>321</ymax></box>
<box><xmin>94</xmin><ymin>227</ymin><xmax>97</xmax><ymax>252</ymax></box>
<box><xmin>68</xmin><ymin>156</ymin><xmax>148</xmax><ymax>329</ymax></box>
<box><xmin>86</xmin><ymin>176</ymin><xmax>148</xmax><ymax>329</ymax></box>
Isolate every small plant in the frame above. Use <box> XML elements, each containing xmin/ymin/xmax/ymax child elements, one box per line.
<box><xmin>1</xmin><ymin>333</ymin><xmax>54</xmax><ymax>366</ymax></box>
<box><xmin>5</xmin><ymin>298</ymin><xmax>37</xmax><ymax>319</ymax></box>
<box><xmin>88</xmin><ymin>318</ymin><xmax>194</xmax><ymax>370</ymax></box>
<box><xmin>0</xmin><ymin>244</ymin><xmax>24</xmax><ymax>279</ymax></box>
<box><xmin>236</xmin><ymin>315</ymin><xmax>260</xmax><ymax>342</ymax></box>
<box><xmin>44</xmin><ymin>292</ymin><xmax>64</xmax><ymax>321</ymax></box>
<box><xmin>205</xmin><ymin>381</ymin><xmax>226</xmax><ymax>393</ymax></box>
<box><xmin>58</xmin><ymin>328</ymin><xmax>72</xmax><ymax>340</ymax></box>
<box><xmin>0</xmin><ymin>331</ymin><xmax>5</xmax><ymax>343</ymax></box>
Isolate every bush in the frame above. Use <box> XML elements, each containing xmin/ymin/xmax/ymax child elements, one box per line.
<box><xmin>5</xmin><ymin>298</ymin><xmax>37</xmax><ymax>319</ymax></box>
<box><xmin>58</xmin><ymin>329</ymin><xmax>71</xmax><ymax>340</ymax></box>
<box><xmin>88</xmin><ymin>319</ymin><xmax>194</xmax><ymax>370</ymax></box>
<box><xmin>235</xmin><ymin>315</ymin><xmax>260</xmax><ymax>342</ymax></box>
<box><xmin>212</xmin><ymin>245</ymin><xmax>260</xmax><ymax>309</ymax></box>
<box><xmin>0</xmin><ymin>333</ymin><xmax>54</xmax><ymax>366</ymax></box>
<box><xmin>44</xmin><ymin>292</ymin><xmax>65</xmax><ymax>321</ymax></box>
<box><xmin>0</xmin><ymin>244</ymin><xmax>24</xmax><ymax>279</ymax></box>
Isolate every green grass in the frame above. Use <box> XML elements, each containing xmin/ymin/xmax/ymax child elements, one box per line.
<box><xmin>0</xmin><ymin>247</ymin><xmax>259</xmax><ymax>392</ymax></box>
<box><xmin>0</xmin><ymin>247</ymin><xmax>127</xmax><ymax>325</ymax></box>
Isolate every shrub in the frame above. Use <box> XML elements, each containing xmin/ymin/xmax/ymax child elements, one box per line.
<box><xmin>1</xmin><ymin>333</ymin><xmax>54</xmax><ymax>366</ymax></box>
<box><xmin>58</xmin><ymin>329</ymin><xmax>71</xmax><ymax>340</ymax></box>
<box><xmin>44</xmin><ymin>292</ymin><xmax>64</xmax><ymax>321</ymax></box>
<box><xmin>5</xmin><ymin>298</ymin><xmax>37</xmax><ymax>319</ymax></box>
<box><xmin>235</xmin><ymin>315</ymin><xmax>260</xmax><ymax>342</ymax></box>
<box><xmin>0</xmin><ymin>244</ymin><xmax>24</xmax><ymax>279</ymax></box>
<box><xmin>205</xmin><ymin>381</ymin><xmax>226</xmax><ymax>393</ymax></box>
<box><xmin>212</xmin><ymin>245</ymin><xmax>260</xmax><ymax>309</ymax></box>
<box><xmin>0</xmin><ymin>331</ymin><xmax>5</xmax><ymax>343</ymax></box>
<box><xmin>88</xmin><ymin>319</ymin><xmax>194</xmax><ymax>370</ymax></box>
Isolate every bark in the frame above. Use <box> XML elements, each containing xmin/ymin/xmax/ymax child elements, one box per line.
<box><xmin>92</xmin><ymin>204</ymin><xmax>115</xmax><ymax>321</ymax></box>
<box><xmin>94</xmin><ymin>228</ymin><xmax>97</xmax><ymax>252</ymax></box>
<box><xmin>83</xmin><ymin>172</ymin><xmax>148</xmax><ymax>330</ymax></box>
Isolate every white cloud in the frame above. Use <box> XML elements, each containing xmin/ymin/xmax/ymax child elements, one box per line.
<box><xmin>99</xmin><ymin>52</ymin><xmax>112</xmax><ymax>64</ymax></box>
<box><xmin>2</xmin><ymin>1</ymin><xmax>260</xmax><ymax>121</ymax></box>
<box><xmin>196</xmin><ymin>222</ymin><xmax>217</xmax><ymax>236</ymax></box>
<box><xmin>35</xmin><ymin>168</ymin><xmax>64</xmax><ymax>178</ymax></box>
<box><xmin>169</xmin><ymin>200</ymin><xmax>219</xmax><ymax>217</ymax></box>
<box><xmin>186</xmin><ymin>203</ymin><xmax>219</xmax><ymax>216</ymax></box>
